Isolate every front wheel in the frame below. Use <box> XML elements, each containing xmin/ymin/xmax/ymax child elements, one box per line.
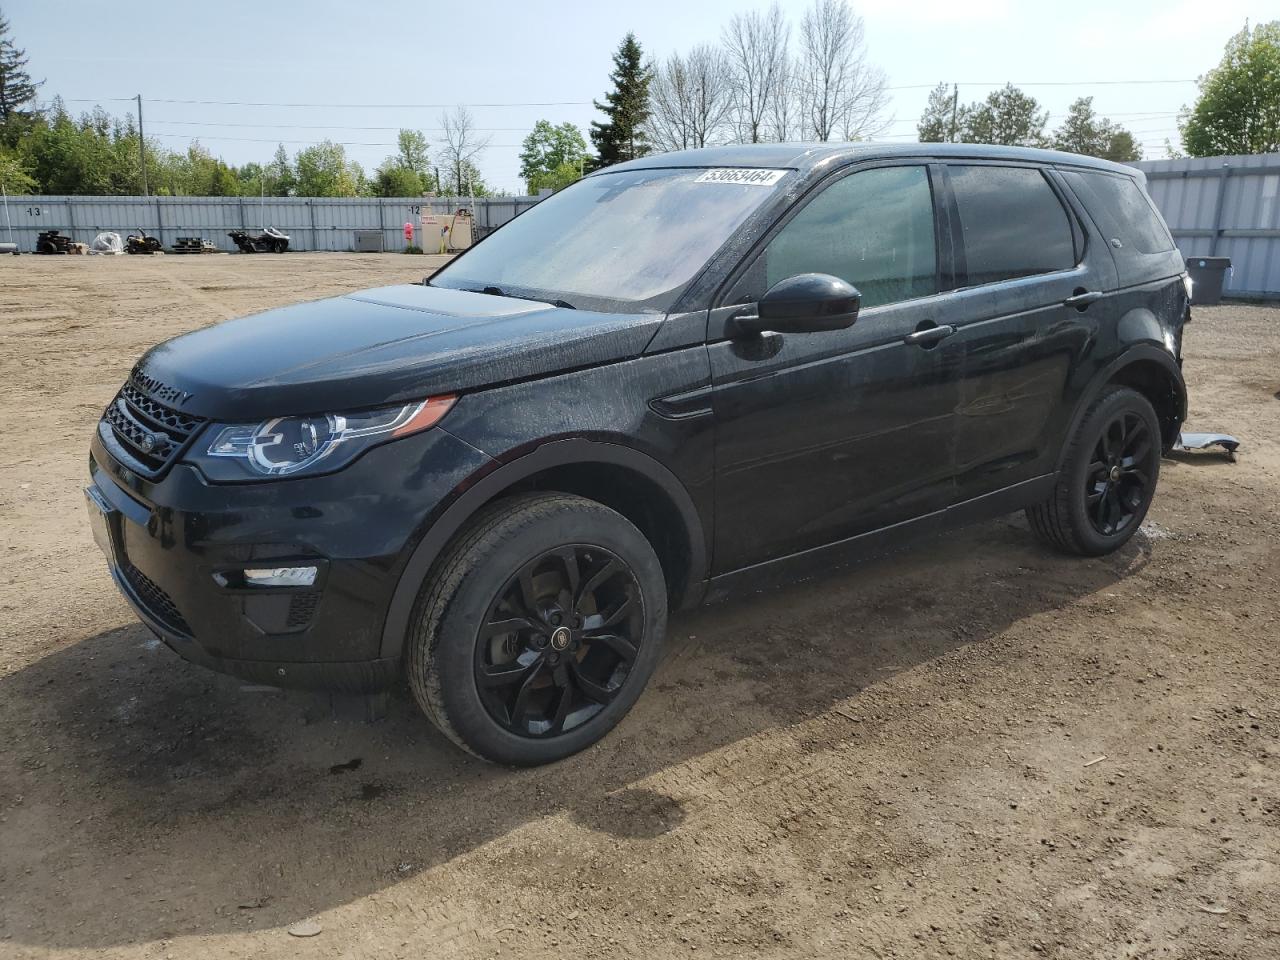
<box><xmin>1027</xmin><ymin>386</ymin><xmax>1162</xmax><ymax>556</ymax></box>
<box><xmin>406</xmin><ymin>493</ymin><xmax>666</xmax><ymax>765</ymax></box>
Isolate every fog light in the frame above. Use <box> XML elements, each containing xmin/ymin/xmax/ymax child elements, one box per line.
<box><xmin>243</xmin><ymin>566</ymin><xmax>318</xmax><ymax>587</ymax></box>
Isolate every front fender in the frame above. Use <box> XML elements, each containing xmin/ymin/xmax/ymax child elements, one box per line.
<box><xmin>378</xmin><ymin>438</ymin><xmax>708</xmax><ymax>660</ymax></box>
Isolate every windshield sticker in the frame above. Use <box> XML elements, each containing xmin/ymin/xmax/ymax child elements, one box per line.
<box><xmin>694</xmin><ymin>168</ymin><xmax>788</xmax><ymax>186</ymax></box>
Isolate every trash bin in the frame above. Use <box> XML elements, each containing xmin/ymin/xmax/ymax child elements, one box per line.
<box><xmin>1185</xmin><ymin>256</ymin><xmax>1231</xmax><ymax>305</ymax></box>
<box><xmin>353</xmin><ymin>229</ymin><xmax>384</xmax><ymax>253</ymax></box>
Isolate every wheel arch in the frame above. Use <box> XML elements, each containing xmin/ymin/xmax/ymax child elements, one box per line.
<box><xmin>1056</xmin><ymin>345</ymin><xmax>1187</xmax><ymax>473</ymax></box>
<box><xmin>379</xmin><ymin>439</ymin><xmax>708</xmax><ymax>661</ymax></box>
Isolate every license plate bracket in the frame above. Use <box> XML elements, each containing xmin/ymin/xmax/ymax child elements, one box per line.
<box><xmin>84</xmin><ymin>486</ymin><xmax>118</xmax><ymax>565</ymax></box>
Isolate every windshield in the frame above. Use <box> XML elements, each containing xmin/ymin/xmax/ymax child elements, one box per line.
<box><xmin>430</xmin><ymin>167</ymin><xmax>791</xmax><ymax>312</ymax></box>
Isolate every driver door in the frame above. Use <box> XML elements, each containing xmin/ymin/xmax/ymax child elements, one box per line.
<box><xmin>708</xmin><ymin>163</ymin><xmax>964</xmax><ymax>574</ymax></box>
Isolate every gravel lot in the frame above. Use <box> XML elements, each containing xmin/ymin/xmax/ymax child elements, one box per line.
<box><xmin>0</xmin><ymin>253</ymin><xmax>1276</xmax><ymax>959</ymax></box>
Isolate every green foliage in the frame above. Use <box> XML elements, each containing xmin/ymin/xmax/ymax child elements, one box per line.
<box><xmin>0</xmin><ymin>143</ymin><xmax>35</xmax><ymax>192</ymax></box>
<box><xmin>374</xmin><ymin>161</ymin><xmax>424</xmax><ymax>197</ymax></box>
<box><xmin>395</xmin><ymin>129</ymin><xmax>430</xmax><ymax>178</ymax></box>
<box><xmin>917</xmin><ymin>83</ymin><xmax>963</xmax><ymax>143</ymax></box>
<box><xmin>1181</xmin><ymin>21</ymin><xmax>1280</xmax><ymax>156</ymax></box>
<box><xmin>590</xmin><ymin>33</ymin><xmax>653</xmax><ymax>168</ymax></box>
<box><xmin>372</xmin><ymin>128</ymin><xmax>430</xmax><ymax>197</ymax></box>
<box><xmin>960</xmin><ymin>84</ymin><xmax>1048</xmax><ymax>147</ymax></box>
<box><xmin>519</xmin><ymin>120</ymin><xmax>588</xmax><ymax>193</ymax></box>
<box><xmin>1051</xmin><ymin>97</ymin><xmax>1141</xmax><ymax>161</ymax></box>
<box><xmin>402</xmin><ymin>244</ymin><xmax>423</xmax><ymax>254</ymax></box>
<box><xmin>0</xmin><ymin>11</ymin><xmax>40</xmax><ymax>123</ymax></box>
<box><xmin>294</xmin><ymin>140</ymin><xmax>366</xmax><ymax>197</ymax></box>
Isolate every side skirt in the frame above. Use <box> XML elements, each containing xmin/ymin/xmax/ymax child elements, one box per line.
<box><xmin>703</xmin><ymin>474</ymin><xmax>1056</xmax><ymax>603</ymax></box>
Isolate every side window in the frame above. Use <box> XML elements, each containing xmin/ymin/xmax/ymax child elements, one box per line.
<box><xmin>753</xmin><ymin>165</ymin><xmax>938</xmax><ymax>310</ymax></box>
<box><xmin>949</xmin><ymin>165</ymin><xmax>1076</xmax><ymax>287</ymax></box>
<box><xmin>1060</xmin><ymin>169</ymin><xmax>1177</xmax><ymax>284</ymax></box>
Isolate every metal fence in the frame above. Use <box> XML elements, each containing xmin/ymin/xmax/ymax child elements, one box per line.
<box><xmin>0</xmin><ymin>194</ymin><xmax>543</xmax><ymax>254</ymax></box>
<box><xmin>1133</xmin><ymin>153</ymin><xmax>1280</xmax><ymax>300</ymax></box>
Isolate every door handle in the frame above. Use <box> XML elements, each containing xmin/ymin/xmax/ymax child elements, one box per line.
<box><xmin>1064</xmin><ymin>290</ymin><xmax>1103</xmax><ymax>309</ymax></box>
<box><xmin>903</xmin><ymin>323</ymin><xmax>955</xmax><ymax>347</ymax></box>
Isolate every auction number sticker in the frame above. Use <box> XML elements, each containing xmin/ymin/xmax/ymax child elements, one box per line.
<box><xmin>694</xmin><ymin>168</ymin><xmax>788</xmax><ymax>186</ymax></box>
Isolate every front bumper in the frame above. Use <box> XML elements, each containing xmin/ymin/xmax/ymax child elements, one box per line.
<box><xmin>88</xmin><ymin>422</ymin><xmax>492</xmax><ymax>691</ymax></box>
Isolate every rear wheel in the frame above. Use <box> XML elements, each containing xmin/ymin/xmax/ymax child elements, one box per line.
<box><xmin>1027</xmin><ymin>386</ymin><xmax>1161</xmax><ymax>556</ymax></box>
<box><xmin>406</xmin><ymin>493</ymin><xmax>666</xmax><ymax>765</ymax></box>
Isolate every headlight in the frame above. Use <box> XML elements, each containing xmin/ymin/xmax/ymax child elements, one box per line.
<box><xmin>192</xmin><ymin>395</ymin><xmax>455</xmax><ymax>480</ymax></box>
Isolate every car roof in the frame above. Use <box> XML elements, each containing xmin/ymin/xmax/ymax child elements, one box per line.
<box><xmin>600</xmin><ymin>142</ymin><xmax>1140</xmax><ymax>178</ymax></box>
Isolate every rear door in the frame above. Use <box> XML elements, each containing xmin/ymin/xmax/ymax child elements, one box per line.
<box><xmin>939</xmin><ymin>162</ymin><xmax>1118</xmax><ymax>504</ymax></box>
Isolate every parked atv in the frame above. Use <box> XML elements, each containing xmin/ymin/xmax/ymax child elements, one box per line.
<box><xmin>228</xmin><ymin>227</ymin><xmax>290</xmax><ymax>253</ymax></box>
<box><xmin>125</xmin><ymin>229</ymin><xmax>163</xmax><ymax>255</ymax></box>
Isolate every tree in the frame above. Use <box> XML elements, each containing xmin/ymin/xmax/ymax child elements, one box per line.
<box><xmin>294</xmin><ymin>140</ymin><xmax>364</xmax><ymax>197</ymax></box>
<box><xmin>373</xmin><ymin>161</ymin><xmax>423</xmax><ymax>197</ymax></box>
<box><xmin>396</xmin><ymin>128</ymin><xmax>430</xmax><ymax>179</ymax></box>
<box><xmin>1052</xmin><ymin>97</ymin><xmax>1141</xmax><ymax>161</ymax></box>
<box><xmin>0</xmin><ymin>11</ymin><xmax>40</xmax><ymax>123</ymax></box>
<box><xmin>917</xmin><ymin>83</ymin><xmax>963</xmax><ymax>143</ymax></box>
<box><xmin>796</xmin><ymin>0</ymin><xmax>887</xmax><ymax>141</ymax></box>
<box><xmin>723</xmin><ymin>4</ymin><xmax>790</xmax><ymax>143</ymax></box>
<box><xmin>1180</xmin><ymin>21</ymin><xmax>1280</xmax><ymax>156</ymax></box>
<box><xmin>647</xmin><ymin>45</ymin><xmax>734</xmax><ymax>152</ymax></box>
<box><xmin>439</xmin><ymin>106</ymin><xmax>489</xmax><ymax>195</ymax></box>
<box><xmin>960</xmin><ymin>83</ymin><xmax>1047</xmax><ymax>147</ymax></box>
<box><xmin>766</xmin><ymin>55</ymin><xmax>798</xmax><ymax>142</ymax></box>
<box><xmin>265</xmin><ymin>143</ymin><xmax>296</xmax><ymax>196</ymax></box>
<box><xmin>519</xmin><ymin>120</ymin><xmax>588</xmax><ymax>193</ymax></box>
<box><xmin>0</xmin><ymin>145</ymin><xmax>35</xmax><ymax>193</ymax></box>
<box><xmin>590</xmin><ymin>32</ymin><xmax>653</xmax><ymax>167</ymax></box>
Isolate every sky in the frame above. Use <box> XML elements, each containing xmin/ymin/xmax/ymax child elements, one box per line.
<box><xmin>6</xmin><ymin>0</ymin><xmax>1275</xmax><ymax>194</ymax></box>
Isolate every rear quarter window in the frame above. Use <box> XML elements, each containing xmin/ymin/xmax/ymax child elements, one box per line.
<box><xmin>1061</xmin><ymin>169</ymin><xmax>1179</xmax><ymax>285</ymax></box>
<box><xmin>948</xmin><ymin>165</ymin><xmax>1077</xmax><ymax>287</ymax></box>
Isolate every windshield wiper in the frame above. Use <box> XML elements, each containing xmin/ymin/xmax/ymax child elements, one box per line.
<box><xmin>473</xmin><ymin>285</ymin><xmax>576</xmax><ymax>310</ymax></box>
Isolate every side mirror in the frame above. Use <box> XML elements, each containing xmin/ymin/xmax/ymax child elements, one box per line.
<box><xmin>730</xmin><ymin>273</ymin><xmax>861</xmax><ymax>338</ymax></box>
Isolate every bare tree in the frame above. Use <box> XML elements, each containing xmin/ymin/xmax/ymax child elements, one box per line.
<box><xmin>765</xmin><ymin>54</ymin><xmax>798</xmax><ymax>142</ymax></box>
<box><xmin>647</xmin><ymin>45</ymin><xmax>734</xmax><ymax>152</ymax></box>
<box><xmin>723</xmin><ymin>4</ymin><xmax>790</xmax><ymax>143</ymax></box>
<box><xmin>439</xmin><ymin>106</ymin><xmax>490</xmax><ymax>195</ymax></box>
<box><xmin>796</xmin><ymin>0</ymin><xmax>888</xmax><ymax>141</ymax></box>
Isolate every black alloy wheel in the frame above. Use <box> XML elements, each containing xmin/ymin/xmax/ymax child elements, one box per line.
<box><xmin>407</xmin><ymin>492</ymin><xmax>666</xmax><ymax>765</ymax></box>
<box><xmin>1085</xmin><ymin>410</ymin><xmax>1157</xmax><ymax>538</ymax></box>
<box><xmin>475</xmin><ymin>545</ymin><xmax>643</xmax><ymax>738</ymax></box>
<box><xmin>1026</xmin><ymin>385</ymin><xmax>1163</xmax><ymax>557</ymax></box>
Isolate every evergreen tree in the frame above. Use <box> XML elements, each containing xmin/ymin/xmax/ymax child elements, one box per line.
<box><xmin>590</xmin><ymin>33</ymin><xmax>652</xmax><ymax>168</ymax></box>
<box><xmin>0</xmin><ymin>11</ymin><xmax>40</xmax><ymax>123</ymax></box>
<box><xmin>960</xmin><ymin>83</ymin><xmax>1047</xmax><ymax>147</ymax></box>
<box><xmin>1052</xmin><ymin>97</ymin><xmax>1141</xmax><ymax>161</ymax></box>
<box><xmin>917</xmin><ymin>83</ymin><xmax>962</xmax><ymax>143</ymax></box>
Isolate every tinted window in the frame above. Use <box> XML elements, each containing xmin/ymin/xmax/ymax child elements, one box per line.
<box><xmin>1061</xmin><ymin>170</ymin><xmax>1175</xmax><ymax>255</ymax></box>
<box><xmin>949</xmin><ymin>165</ymin><xmax>1075</xmax><ymax>286</ymax></box>
<box><xmin>761</xmin><ymin>165</ymin><xmax>937</xmax><ymax>309</ymax></box>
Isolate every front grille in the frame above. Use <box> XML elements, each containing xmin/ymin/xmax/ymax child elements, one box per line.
<box><xmin>123</xmin><ymin>562</ymin><xmax>191</xmax><ymax>635</ymax></box>
<box><xmin>102</xmin><ymin>380</ymin><xmax>206</xmax><ymax>477</ymax></box>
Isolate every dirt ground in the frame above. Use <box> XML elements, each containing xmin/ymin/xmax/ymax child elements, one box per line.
<box><xmin>0</xmin><ymin>253</ymin><xmax>1276</xmax><ymax>960</ymax></box>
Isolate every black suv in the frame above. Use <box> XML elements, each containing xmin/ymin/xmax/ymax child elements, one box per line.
<box><xmin>87</xmin><ymin>144</ymin><xmax>1189</xmax><ymax>765</ymax></box>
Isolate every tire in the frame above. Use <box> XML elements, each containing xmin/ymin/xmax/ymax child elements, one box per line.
<box><xmin>1027</xmin><ymin>386</ymin><xmax>1162</xmax><ymax>556</ymax></box>
<box><xmin>406</xmin><ymin>492</ymin><xmax>667</xmax><ymax>765</ymax></box>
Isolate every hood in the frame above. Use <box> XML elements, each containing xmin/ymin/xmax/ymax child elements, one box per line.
<box><xmin>131</xmin><ymin>284</ymin><xmax>665</xmax><ymax>421</ymax></box>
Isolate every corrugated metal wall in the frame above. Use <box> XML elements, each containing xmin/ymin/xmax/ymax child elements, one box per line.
<box><xmin>1132</xmin><ymin>153</ymin><xmax>1280</xmax><ymax>299</ymax></box>
<box><xmin>0</xmin><ymin>195</ymin><xmax>542</xmax><ymax>254</ymax></box>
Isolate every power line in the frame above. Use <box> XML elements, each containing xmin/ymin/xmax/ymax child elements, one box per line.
<box><xmin>56</xmin><ymin>80</ymin><xmax>1197</xmax><ymax>111</ymax></box>
<box><xmin>148</xmin><ymin>131</ymin><xmax>522</xmax><ymax>148</ymax></box>
<box><xmin>144</xmin><ymin>119</ymin><xmax>533</xmax><ymax>132</ymax></box>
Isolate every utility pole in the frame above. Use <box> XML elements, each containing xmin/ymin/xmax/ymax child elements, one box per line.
<box><xmin>135</xmin><ymin>94</ymin><xmax>149</xmax><ymax>196</ymax></box>
<box><xmin>948</xmin><ymin>84</ymin><xmax>960</xmax><ymax>143</ymax></box>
